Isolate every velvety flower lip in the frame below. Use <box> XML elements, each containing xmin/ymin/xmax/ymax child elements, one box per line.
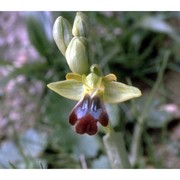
<box><xmin>69</xmin><ymin>94</ymin><xmax>109</xmax><ymax>135</ymax></box>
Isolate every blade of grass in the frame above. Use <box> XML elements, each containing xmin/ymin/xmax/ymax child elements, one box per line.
<box><xmin>129</xmin><ymin>51</ymin><xmax>170</xmax><ymax>166</ymax></box>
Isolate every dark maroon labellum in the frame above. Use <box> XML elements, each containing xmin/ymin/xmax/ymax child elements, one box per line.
<box><xmin>69</xmin><ymin>94</ymin><xmax>109</xmax><ymax>135</ymax></box>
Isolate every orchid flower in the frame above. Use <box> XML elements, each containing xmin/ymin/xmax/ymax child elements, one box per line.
<box><xmin>47</xmin><ymin>66</ymin><xmax>141</xmax><ymax>135</ymax></box>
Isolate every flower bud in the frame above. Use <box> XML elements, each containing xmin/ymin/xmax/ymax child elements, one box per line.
<box><xmin>72</xmin><ymin>12</ymin><xmax>89</xmax><ymax>37</ymax></box>
<box><xmin>53</xmin><ymin>16</ymin><xmax>73</xmax><ymax>56</ymax></box>
<box><xmin>65</xmin><ymin>37</ymin><xmax>90</xmax><ymax>75</ymax></box>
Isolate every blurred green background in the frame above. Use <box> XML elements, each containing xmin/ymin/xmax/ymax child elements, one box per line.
<box><xmin>0</xmin><ymin>11</ymin><xmax>180</xmax><ymax>169</ymax></box>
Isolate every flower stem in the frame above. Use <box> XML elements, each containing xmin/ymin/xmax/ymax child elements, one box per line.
<box><xmin>103</xmin><ymin>123</ymin><xmax>131</xmax><ymax>168</ymax></box>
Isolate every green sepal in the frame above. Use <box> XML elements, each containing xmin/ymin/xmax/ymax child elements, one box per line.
<box><xmin>47</xmin><ymin>80</ymin><xmax>84</xmax><ymax>101</ymax></box>
<box><xmin>66</xmin><ymin>73</ymin><xmax>82</xmax><ymax>81</ymax></box>
<box><xmin>103</xmin><ymin>74</ymin><xmax>117</xmax><ymax>82</ymax></box>
<box><xmin>104</xmin><ymin>81</ymin><xmax>142</xmax><ymax>103</ymax></box>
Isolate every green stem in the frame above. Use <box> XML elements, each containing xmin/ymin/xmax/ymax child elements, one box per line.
<box><xmin>103</xmin><ymin>123</ymin><xmax>131</xmax><ymax>168</ymax></box>
<box><xmin>130</xmin><ymin>51</ymin><xmax>170</xmax><ymax>166</ymax></box>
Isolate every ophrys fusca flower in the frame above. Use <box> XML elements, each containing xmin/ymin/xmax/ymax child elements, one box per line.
<box><xmin>47</xmin><ymin>67</ymin><xmax>141</xmax><ymax>135</ymax></box>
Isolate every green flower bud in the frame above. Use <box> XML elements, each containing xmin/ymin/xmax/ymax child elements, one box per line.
<box><xmin>72</xmin><ymin>12</ymin><xmax>89</xmax><ymax>37</ymax></box>
<box><xmin>53</xmin><ymin>16</ymin><xmax>73</xmax><ymax>56</ymax></box>
<box><xmin>65</xmin><ymin>37</ymin><xmax>90</xmax><ymax>75</ymax></box>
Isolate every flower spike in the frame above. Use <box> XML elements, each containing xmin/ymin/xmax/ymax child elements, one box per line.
<box><xmin>48</xmin><ymin>12</ymin><xmax>142</xmax><ymax>135</ymax></box>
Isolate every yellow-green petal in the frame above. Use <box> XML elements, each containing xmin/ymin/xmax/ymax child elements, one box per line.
<box><xmin>103</xmin><ymin>73</ymin><xmax>117</xmax><ymax>82</ymax></box>
<box><xmin>47</xmin><ymin>80</ymin><xmax>84</xmax><ymax>101</ymax></box>
<box><xmin>66</xmin><ymin>73</ymin><xmax>82</xmax><ymax>81</ymax></box>
<box><xmin>104</xmin><ymin>81</ymin><xmax>142</xmax><ymax>103</ymax></box>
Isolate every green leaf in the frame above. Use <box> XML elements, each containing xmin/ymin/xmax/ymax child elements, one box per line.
<box><xmin>47</xmin><ymin>80</ymin><xmax>84</xmax><ymax>101</ymax></box>
<box><xmin>0</xmin><ymin>129</ymin><xmax>47</xmax><ymax>168</ymax></box>
<box><xmin>104</xmin><ymin>81</ymin><xmax>142</xmax><ymax>103</ymax></box>
<box><xmin>45</xmin><ymin>92</ymin><xmax>77</xmax><ymax>150</ymax></box>
<box><xmin>73</xmin><ymin>135</ymin><xmax>100</xmax><ymax>158</ymax></box>
<box><xmin>136</xmin><ymin>96</ymin><xmax>173</xmax><ymax>128</ymax></box>
<box><xmin>20</xmin><ymin>129</ymin><xmax>47</xmax><ymax>157</ymax></box>
<box><xmin>91</xmin><ymin>155</ymin><xmax>110</xmax><ymax>168</ymax></box>
<box><xmin>138</xmin><ymin>16</ymin><xmax>179</xmax><ymax>41</ymax></box>
<box><xmin>25</xmin><ymin>12</ymin><xmax>53</xmax><ymax>57</ymax></box>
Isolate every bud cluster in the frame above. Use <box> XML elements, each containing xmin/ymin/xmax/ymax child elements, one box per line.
<box><xmin>53</xmin><ymin>12</ymin><xmax>91</xmax><ymax>75</ymax></box>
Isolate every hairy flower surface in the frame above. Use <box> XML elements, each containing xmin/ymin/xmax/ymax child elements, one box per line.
<box><xmin>47</xmin><ymin>70</ymin><xmax>141</xmax><ymax>135</ymax></box>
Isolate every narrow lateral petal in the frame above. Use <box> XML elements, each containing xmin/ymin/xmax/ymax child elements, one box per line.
<box><xmin>47</xmin><ymin>80</ymin><xmax>84</xmax><ymax>101</ymax></box>
<box><xmin>66</xmin><ymin>73</ymin><xmax>82</xmax><ymax>81</ymax></box>
<box><xmin>104</xmin><ymin>81</ymin><xmax>142</xmax><ymax>103</ymax></box>
<box><xmin>103</xmin><ymin>73</ymin><xmax>117</xmax><ymax>82</ymax></box>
